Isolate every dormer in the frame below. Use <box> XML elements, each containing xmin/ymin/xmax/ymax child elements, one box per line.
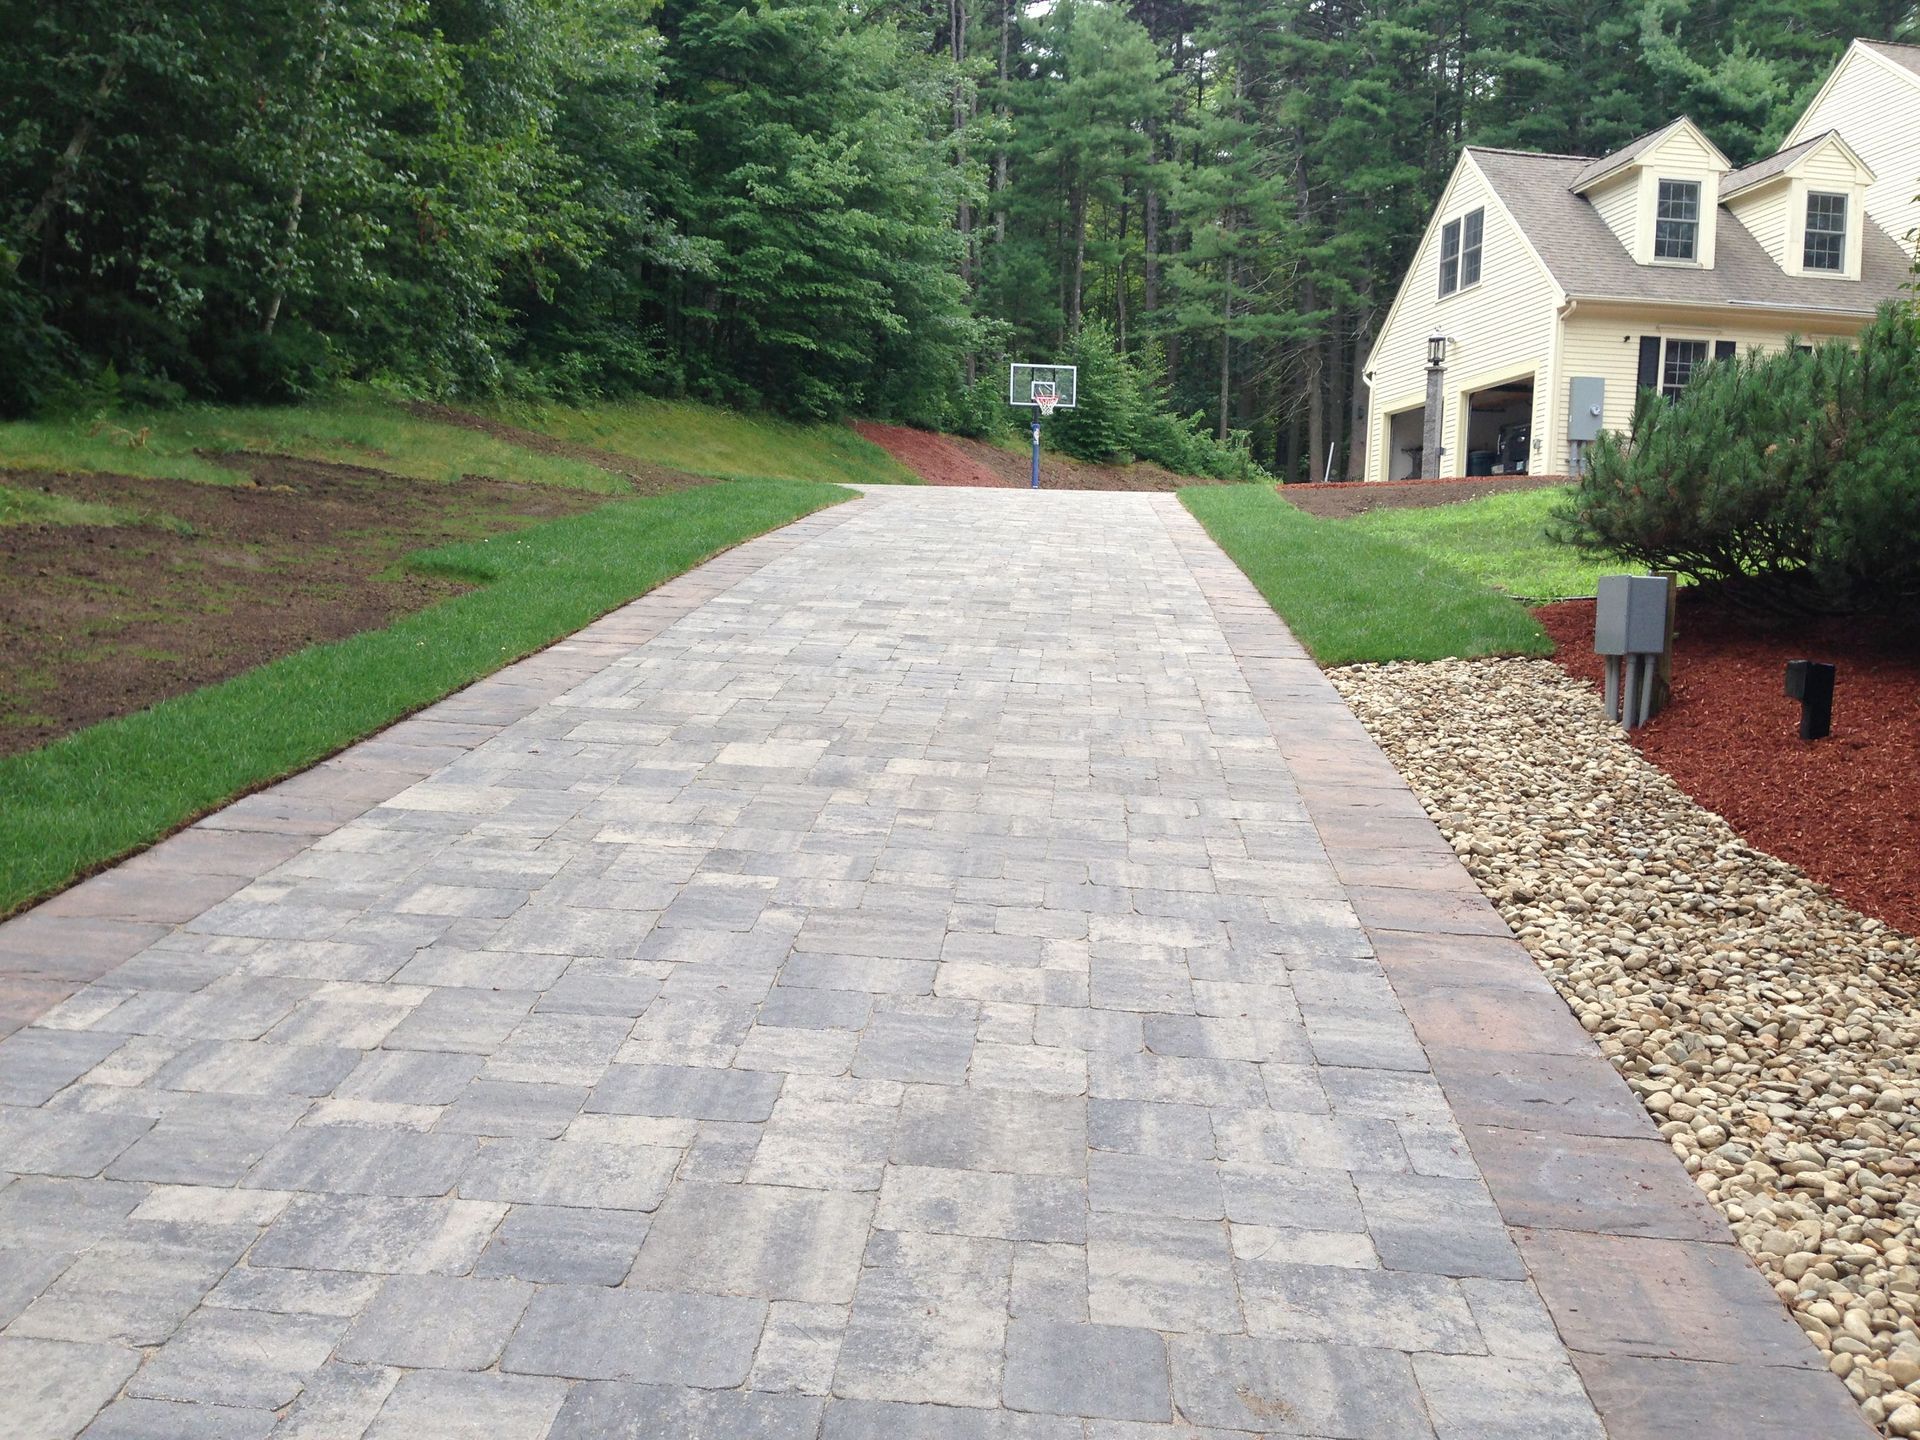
<box><xmin>1568</xmin><ymin>117</ymin><xmax>1732</xmax><ymax>269</ymax></box>
<box><xmin>1722</xmin><ymin>131</ymin><xmax>1876</xmax><ymax>281</ymax></box>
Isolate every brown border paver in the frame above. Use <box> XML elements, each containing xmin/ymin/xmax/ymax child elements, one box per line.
<box><xmin>1156</xmin><ymin>494</ymin><xmax>1872</xmax><ymax>1440</ymax></box>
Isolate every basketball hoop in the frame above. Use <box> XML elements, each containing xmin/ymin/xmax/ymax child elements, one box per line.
<box><xmin>1034</xmin><ymin>391</ymin><xmax>1058</xmax><ymax>417</ymax></box>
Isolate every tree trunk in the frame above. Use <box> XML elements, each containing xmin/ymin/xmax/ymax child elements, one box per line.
<box><xmin>9</xmin><ymin>50</ymin><xmax>130</xmax><ymax>276</ymax></box>
<box><xmin>1069</xmin><ymin>184</ymin><xmax>1087</xmax><ymax>334</ymax></box>
<box><xmin>1306</xmin><ymin>338</ymin><xmax>1326</xmax><ymax>483</ymax></box>
<box><xmin>1115</xmin><ymin>196</ymin><xmax>1129</xmax><ymax>351</ymax></box>
<box><xmin>994</xmin><ymin>0</ymin><xmax>1010</xmax><ymax>245</ymax></box>
<box><xmin>264</xmin><ymin>6</ymin><xmax>338</xmax><ymax>336</ymax></box>
<box><xmin>1325</xmin><ymin>318</ymin><xmax>1346</xmax><ymax>480</ymax></box>
<box><xmin>1217</xmin><ymin>258</ymin><xmax>1232</xmax><ymax>442</ymax></box>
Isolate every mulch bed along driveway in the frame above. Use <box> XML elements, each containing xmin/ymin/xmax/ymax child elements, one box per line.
<box><xmin>1537</xmin><ymin>590</ymin><xmax>1920</xmax><ymax>937</ymax></box>
<box><xmin>1279</xmin><ymin>474</ymin><xmax>1570</xmax><ymax>518</ymax></box>
<box><xmin>0</xmin><ymin>457</ymin><xmax>626</xmax><ymax>756</ymax></box>
<box><xmin>854</xmin><ymin>421</ymin><xmax>1225</xmax><ymax>491</ymax></box>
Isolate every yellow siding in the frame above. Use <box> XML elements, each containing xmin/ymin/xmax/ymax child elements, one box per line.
<box><xmin>1363</xmin><ymin>154</ymin><xmax>1562</xmax><ymax>483</ymax></box>
<box><xmin>1589</xmin><ymin>175</ymin><xmax>1638</xmax><ymax>254</ymax></box>
<box><xmin>1800</xmin><ymin>146</ymin><xmax>1864</xmax><ymax>190</ymax></box>
<box><xmin>1552</xmin><ymin>307</ymin><xmax>1868</xmax><ymax>464</ymax></box>
<box><xmin>1789</xmin><ymin>47</ymin><xmax>1920</xmax><ymax>253</ymax></box>
<box><xmin>1728</xmin><ymin>188</ymin><xmax>1789</xmax><ymax>269</ymax></box>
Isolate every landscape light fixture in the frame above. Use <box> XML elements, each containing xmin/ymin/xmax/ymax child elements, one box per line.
<box><xmin>1783</xmin><ymin>660</ymin><xmax>1836</xmax><ymax>741</ymax></box>
<box><xmin>1427</xmin><ymin>332</ymin><xmax>1449</xmax><ymax>367</ymax></box>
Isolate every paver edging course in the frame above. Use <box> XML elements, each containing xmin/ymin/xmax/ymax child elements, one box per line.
<box><xmin>1155</xmin><ymin>493</ymin><xmax>1873</xmax><ymax>1440</ymax></box>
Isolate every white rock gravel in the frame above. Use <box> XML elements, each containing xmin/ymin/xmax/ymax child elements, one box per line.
<box><xmin>1329</xmin><ymin>657</ymin><xmax>1920</xmax><ymax>1436</ymax></box>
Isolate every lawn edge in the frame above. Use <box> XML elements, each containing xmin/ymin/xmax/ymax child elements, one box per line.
<box><xmin>0</xmin><ymin>482</ymin><xmax>856</xmax><ymax>920</ymax></box>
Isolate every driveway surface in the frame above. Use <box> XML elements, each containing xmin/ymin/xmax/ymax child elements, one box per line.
<box><xmin>0</xmin><ymin>487</ymin><xmax>1866</xmax><ymax>1438</ymax></box>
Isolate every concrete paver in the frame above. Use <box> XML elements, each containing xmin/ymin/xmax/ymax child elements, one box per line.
<box><xmin>0</xmin><ymin>487</ymin><xmax>1870</xmax><ymax>1437</ymax></box>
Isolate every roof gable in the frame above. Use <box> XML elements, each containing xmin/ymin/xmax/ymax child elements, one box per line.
<box><xmin>1786</xmin><ymin>37</ymin><xmax>1920</xmax><ymax>147</ymax></box>
<box><xmin>1721</xmin><ymin>130</ymin><xmax>1876</xmax><ymax>201</ymax></box>
<box><xmin>1570</xmin><ymin>116</ymin><xmax>1730</xmax><ymax>193</ymax></box>
<box><xmin>1470</xmin><ymin>146</ymin><xmax>1909</xmax><ymax>313</ymax></box>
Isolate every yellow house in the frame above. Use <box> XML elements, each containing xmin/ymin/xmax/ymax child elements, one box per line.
<box><xmin>1360</xmin><ymin>44</ymin><xmax>1919</xmax><ymax>485</ymax></box>
<box><xmin>1787</xmin><ymin>38</ymin><xmax>1920</xmax><ymax>259</ymax></box>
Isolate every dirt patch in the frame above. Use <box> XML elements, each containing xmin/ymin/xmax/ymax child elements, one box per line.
<box><xmin>1279</xmin><ymin>474</ymin><xmax>1569</xmax><ymax>518</ymax></box>
<box><xmin>408</xmin><ymin>402</ymin><xmax>715</xmax><ymax>495</ymax></box>
<box><xmin>0</xmin><ymin>458</ymin><xmax>611</xmax><ymax>756</ymax></box>
<box><xmin>1537</xmin><ymin>591</ymin><xmax>1920</xmax><ymax>935</ymax></box>
<box><xmin>855</xmin><ymin>421</ymin><xmax>1227</xmax><ymax>491</ymax></box>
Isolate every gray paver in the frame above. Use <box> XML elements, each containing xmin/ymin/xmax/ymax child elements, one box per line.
<box><xmin>0</xmin><ymin>489</ymin><xmax>1709</xmax><ymax>1440</ymax></box>
<box><xmin>126</xmin><ymin>1307</ymin><xmax>344</xmax><ymax>1407</ymax></box>
<box><xmin>0</xmin><ymin>1336</ymin><xmax>140</xmax><ymax>1440</ymax></box>
<box><xmin>474</xmin><ymin>1204</ymin><xmax>649</xmax><ymax>1284</ymax></box>
<box><xmin>629</xmin><ymin>1181</ymin><xmax>873</xmax><ymax>1302</ymax></box>
<box><xmin>1002</xmin><ymin>1318</ymin><xmax>1170</xmax><ymax>1422</ymax></box>
<box><xmin>365</xmin><ymin>1370</ymin><xmax>568</xmax><ymax>1440</ymax></box>
<box><xmin>549</xmin><ymin>1382</ymin><xmax>823</xmax><ymax>1440</ymax></box>
<box><xmin>337</xmin><ymin>1273</ymin><xmax>532</xmax><ymax>1370</ymax></box>
<box><xmin>501</xmin><ymin>1285</ymin><xmax>766</xmax><ymax>1385</ymax></box>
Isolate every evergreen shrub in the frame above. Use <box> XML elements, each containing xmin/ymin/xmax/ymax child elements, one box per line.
<box><xmin>1555</xmin><ymin>302</ymin><xmax>1920</xmax><ymax>610</ymax></box>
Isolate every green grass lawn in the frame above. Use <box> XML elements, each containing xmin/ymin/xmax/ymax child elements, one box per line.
<box><xmin>512</xmin><ymin>397</ymin><xmax>919</xmax><ymax>486</ymax></box>
<box><xmin>0</xmin><ymin>400</ymin><xmax>625</xmax><ymax>492</ymax></box>
<box><xmin>0</xmin><ymin>479</ymin><xmax>845</xmax><ymax>915</ymax></box>
<box><xmin>1182</xmin><ymin>484</ymin><xmax>1552</xmax><ymax>665</ymax></box>
<box><xmin>1349</xmin><ymin>485</ymin><xmax>1616</xmax><ymax>603</ymax></box>
<box><xmin>0</xmin><ymin>482</ymin><xmax>136</xmax><ymax>528</ymax></box>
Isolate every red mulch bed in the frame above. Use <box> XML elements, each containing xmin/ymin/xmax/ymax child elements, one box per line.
<box><xmin>1537</xmin><ymin>590</ymin><xmax>1920</xmax><ymax>936</ymax></box>
<box><xmin>1280</xmin><ymin>474</ymin><xmax>1571</xmax><ymax>518</ymax></box>
<box><xmin>854</xmin><ymin>421</ymin><xmax>1224</xmax><ymax>491</ymax></box>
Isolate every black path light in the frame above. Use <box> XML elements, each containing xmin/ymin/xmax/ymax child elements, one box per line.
<box><xmin>1783</xmin><ymin>660</ymin><xmax>1836</xmax><ymax>741</ymax></box>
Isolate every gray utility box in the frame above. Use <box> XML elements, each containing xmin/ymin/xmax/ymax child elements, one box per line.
<box><xmin>1567</xmin><ymin>377</ymin><xmax>1606</xmax><ymax>443</ymax></box>
<box><xmin>1594</xmin><ymin>574</ymin><xmax>1671</xmax><ymax>729</ymax></box>
<box><xmin>1594</xmin><ymin>574</ymin><xmax>1669</xmax><ymax>656</ymax></box>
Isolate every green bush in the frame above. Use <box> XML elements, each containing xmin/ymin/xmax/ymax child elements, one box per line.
<box><xmin>1555</xmin><ymin>302</ymin><xmax>1920</xmax><ymax>610</ymax></box>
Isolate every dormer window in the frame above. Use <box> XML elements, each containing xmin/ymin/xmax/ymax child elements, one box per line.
<box><xmin>1654</xmin><ymin>180</ymin><xmax>1701</xmax><ymax>260</ymax></box>
<box><xmin>1804</xmin><ymin>192</ymin><xmax>1847</xmax><ymax>271</ymax></box>
<box><xmin>1438</xmin><ymin>207</ymin><xmax>1484</xmax><ymax>297</ymax></box>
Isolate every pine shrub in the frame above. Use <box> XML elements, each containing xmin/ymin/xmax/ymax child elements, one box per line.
<box><xmin>1555</xmin><ymin>302</ymin><xmax>1920</xmax><ymax>610</ymax></box>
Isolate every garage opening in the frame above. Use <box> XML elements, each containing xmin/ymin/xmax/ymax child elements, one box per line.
<box><xmin>1385</xmin><ymin>406</ymin><xmax>1425</xmax><ymax>481</ymax></box>
<box><xmin>1463</xmin><ymin>376</ymin><xmax>1534</xmax><ymax>476</ymax></box>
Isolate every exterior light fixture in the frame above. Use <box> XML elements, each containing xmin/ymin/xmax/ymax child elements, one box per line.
<box><xmin>1783</xmin><ymin>660</ymin><xmax>1835</xmax><ymax>740</ymax></box>
<box><xmin>1427</xmin><ymin>332</ymin><xmax>1449</xmax><ymax>368</ymax></box>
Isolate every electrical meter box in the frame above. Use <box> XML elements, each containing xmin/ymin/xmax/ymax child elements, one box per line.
<box><xmin>1593</xmin><ymin>574</ymin><xmax>1669</xmax><ymax>656</ymax></box>
<box><xmin>1568</xmin><ymin>377</ymin><xmax>1606</xmax><ymax>443</ymax></box>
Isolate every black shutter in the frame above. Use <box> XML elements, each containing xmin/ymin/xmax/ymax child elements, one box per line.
<box><xmin>1715</xmin><ymin>340</ymin><xmax>1737</xmax><ymax>361</ymax></box>
<box><xmin>1637</xmin><ymin>336</ymin><xmax>1662</xmax><ymax>390</ymax></box>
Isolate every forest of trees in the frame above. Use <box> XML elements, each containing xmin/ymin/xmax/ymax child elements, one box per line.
<box><xmin>3</xmin><ymin>0</ymin><xmax>1913</xmax><ymax>475</ymax></box>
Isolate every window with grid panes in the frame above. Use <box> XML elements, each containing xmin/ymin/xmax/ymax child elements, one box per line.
<box><xmin>1803</xmin><ymin>192</ymin><xmax>1846</xmax><ymax>272</ymax></box>
<box><xmin>1661</xmin><ymin>339</ymin><xmax>1708</xmax><ymax>399</ymax></box>
<box><xmin>1654</xmin><ymin>180</ymin><xmax>1700</xmax><ymax>261</ymax></box>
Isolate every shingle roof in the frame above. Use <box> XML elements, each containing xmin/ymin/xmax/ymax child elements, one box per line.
<box><xmin>1469</xmin><ymin>146</ymin><xmax>1911</xmax><ymax>313</ymax></box>
<box><xmin>1568</xmin><ymin>118</ymin><xmax>1694</xmax><ymax>191</ymax></box>
<box><xmin>1862</xmin><ymin>38</ymin><xmax>1920</xmax><ymax>78</ymax></box>
<box><xmin>1720</xmin><ymin>133</ymin><xmax>1830</xmax><ymax>198</ymax></box>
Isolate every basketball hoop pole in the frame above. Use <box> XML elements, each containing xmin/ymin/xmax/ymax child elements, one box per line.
<box><xmin>1030</xmin><ymin>416</ymin><xmax>1041</xmax><ymax>489</ymax></box>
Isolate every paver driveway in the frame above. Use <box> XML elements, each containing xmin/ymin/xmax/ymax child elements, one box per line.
<box><xmin>0</xmin><ymin>488</ymin><xmax>1862</xmax><ymax>1438</ymax></box>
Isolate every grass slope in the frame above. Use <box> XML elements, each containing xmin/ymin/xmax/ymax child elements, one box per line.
<box><xmin>1349</xmin><ymin>485</ymin><xmax>1615</xmax><ymax>603</ymax></box>
<box><xmin>1183</xmin><ymin>484</ymin><xmax>1550</xmax><ymax>665</ymax></box>
<box><xmin>0</xmin><ymin>479</ymin><xmax>843</xmax><ymax>915</ymax></box>
<box><xmin>0</xmin><ymin>401</ymin><xmax>623</xmax><ymax>492</ymax></box>
<box><xmin>516</xmin><ymin>398</ymin><xmax>920</xmax><ymax>486</ymax></box>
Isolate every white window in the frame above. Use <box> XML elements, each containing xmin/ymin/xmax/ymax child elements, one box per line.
<box><xmin>1661</xmin><ymin>338</ymin><xmax>1708</xmax><ymax>399</ymax></box>
<box><xmin>1804</xmin><ymin>192</ymin><xmax>1847</xmax><ymax>272</ymax></box>
<box><xmin>1437</xmin><ymin>207</ymin><xmax>1483</xmax><ymax>297</ymax></box>
<box><xmin>1654</xmin><ymin>180</ymin><xmax>1700</xmax><ymax>261</ymax></box>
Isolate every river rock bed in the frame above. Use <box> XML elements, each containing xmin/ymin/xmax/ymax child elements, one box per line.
<box><xmin>1329</xmin><ymin>657</ymin><xmax>1920</xmax><ymax>1436</ymax></box>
